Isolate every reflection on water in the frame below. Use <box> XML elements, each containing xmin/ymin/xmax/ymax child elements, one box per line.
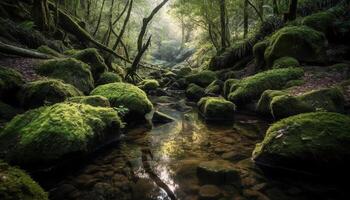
<box><xmin>48</xmin><ymin>101</ymin><xmax>348</xmax><ymax>200</ymax></box>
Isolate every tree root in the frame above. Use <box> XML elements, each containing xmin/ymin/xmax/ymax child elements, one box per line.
<box><xmin>0</xmin><ymin>41</ymin><xmax>53</xmax><ymax>59</ymax></box>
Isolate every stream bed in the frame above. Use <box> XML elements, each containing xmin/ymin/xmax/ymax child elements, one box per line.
<box><xmin>46</xmin><ymin>97</ymin><xmax>348</xmax><ymax>200</ymax></box>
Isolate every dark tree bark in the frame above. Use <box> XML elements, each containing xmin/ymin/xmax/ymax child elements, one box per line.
<box><xmin>243</xmin><ymin>0</ymin><xmax>248</xmax><ymax>38</ymax></box>
<box><xmin>32</xmin><ymin>0</ymin><xmax>52</xmax><ymax>31</ymax></box>
<box><xmin>92</xmin><ymin>0</ymin><xmax>106</xmax><ymax>36</ymax></box>
<box><xmin>220</xmin><ymin>0</ymin><xmax>227</xmax><ymax>51</ymax></box>
<box><xmin>284</xmin><ymin>0</ymin><xmax>298</xmax><ymax>21</ymax></box>
<box><xmin>273</xmin><ymin>0</ymin><xmax>279</xmax><ymax>15</ymax></box>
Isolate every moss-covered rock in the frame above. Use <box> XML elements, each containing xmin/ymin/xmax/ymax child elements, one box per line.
<box><xmin>205</xmin><ymin>80</ymin><xmax>223</xmax><ymax>95</ymax></box>
<box><xmin>256</xmin><ymin>90</ymin><xmax>286</xmax><ymax>115</ymax></box>
<box><xmin>253</xmin><ymin>40</ymin><xmax>269</xmax><ymax>69</ymax></box>
<box><xmin>198</xmin><ymin>97</ymin><xmax>235</xmax><ymax>121</ymax></box>
<box><xmin>67</xmin><ymin>95</ymin><xmax>110</xmax><ymax>107</ymax></box>
<box><xmin>36</xmin><ymin>58</ymin><xmax>94</xmax><ymax>94</ymax></box>
<box><xmin>272</xmin><ymin>57</ymin><xmax>300</xmax><ymax>69</ymax></box>
<box><xmin>0</xmin><ymin>160</ymin><xmax>48</xmax><ymax>200</ymax></box>
<box><xmin>185</xmin><ymin>70</ymin><xmax>217</xmax><ymax>87</ymax></box>
<box><xmin>270</xmin><ymin>87</ymin><xmax>345</xmax><ymax>119</ymax></box>
<box><xmin>0</xmin><ymin>101</ymin><xmax>21</xmax><ymax>121</ymax></box>
<box><xmin>138</xmin><ymin>79</ymin><xmax>160</xmax><ymax>92</ymax></box>
<box><xmin>71</xmin><ymin>48</ymin><xmax>107</xmax><ymax>79</ymax></box>
<box><xmin>96</xmin><ymin>72</ymin><xmax>122</xmax><ymax>86</ymax></box>
<box><xmin>0</xmin><ymin>103</ymin><xmax>122</xmax><ymax>166</ymax></box>
<box><xmin>18</xmin><ymin>79</ymin><xmax>82</xmax><ymax>109</ymax></box>
<box><xmin>223</xmin><ymin>79</ymin><xmax>240</xmax><ymax>98</ymax></box>
<box><xmin>228</xmin><ymin>68</ymin><xmax>304</xmax><ymax>105</ymax></box>
<box><xmin>284</xmin><ymin>79</ymin><xmax>305</xmax><ymax>88</ymax></box>
<box><xmin>176</xmin><ymin>66</ymin><xmax>192</xmax><ymax>77</ymax></box>
<box><xmin>264</xmin><ymin>26</ymin><xmax>328</xmax><ymax>66</ymax></box>
<box><xmin>0</xmin><ymin>66</ymin><xmax>25</xmax><ymax>103</ymax></box>
<box><xmin>37</xmin><ymin>45</ymin><xmax>62</xmax><ymax>57</ymax></box>
<box><xmin>302</xmin><ymin>11</ymin><xmax>336</xmax><ymax>36</ymax></box>
<box><xmin>253</xmin><ymin>112</ymin><xmax>350</xmax><ymax>172</ymax></box>
<box><xmin>91</xmin><ymin>83</ymin><xmax>153</xmax><ymax>121</ymax></box>
<box><xmin>186</xmin><ymin>83</ymin><xmax>205</xmax><ymax>102</ymax></box>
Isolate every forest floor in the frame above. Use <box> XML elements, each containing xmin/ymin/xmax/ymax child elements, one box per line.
<box><xmin>0</xmin><ymin>57</ymin><xmax>41</xmax><ymax>81</ymax></box>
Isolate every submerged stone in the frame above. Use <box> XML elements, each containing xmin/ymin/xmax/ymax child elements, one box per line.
<box><xmin>198</xmin><ymin>97</ymin><xmax>235</xmax><ymax>121</ymax></box>
<box><xmin>0</xmin><ymin>160</ymin><xmax>48</xmax><ymax>200</ymax></box>
<box><xmin>0</xmin><ymin>103</ymin><xmax>122</xmax><ymax>166</ymax></box>
<box><xmin>90</xmin><ymin>82</ymin><xmax>153</xmax><ymax>121</ymax></box>
<box><xmin>253</xmin><ymin>112</ymin><xmax>350</xmax><ymax>173</ymax></box>
<box><xmin>197</xmin><ymin>160</ymin><xmax>240</xmax><ymax>185</ymax></box>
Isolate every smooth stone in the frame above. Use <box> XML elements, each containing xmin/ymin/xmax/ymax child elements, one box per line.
<box><xmin>198</xmin><ymin>185</ymin><xmax>222</xmax><ymax>200</ymax></box>
<box><xmin>197</xmin><ymin>160</ymin><xmax>240</xmax><ymax>185</ymax></box>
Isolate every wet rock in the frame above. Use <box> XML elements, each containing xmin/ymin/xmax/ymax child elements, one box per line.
<box><xmin>132</xmin><ymin>178</ymin><xmax>160</xmax><ymax>200</ymax></box>
<box><xmin>197</xmin><ymin>160</ymin><xmax>240</xmax><ymax>185</ymax></box>
<box><xmin>198</xmin><ymin>97</ymin><xmax>235</xmax><ymax>122</ymax></box>
<box><xmin>152</xmin><ymin>111</ymin><xmax>175</xmax><ymax>124</ymax></box>
<box><xmin>198</xmin><ymin>185</ymin><xmax>222</xmax><ymax>200</ymax></box>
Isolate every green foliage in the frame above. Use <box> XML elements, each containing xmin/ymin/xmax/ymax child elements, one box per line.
<box><xmin>272</xmin><ymin>57</ymin><xmax>300</xmax><ymax>69</ymax></box>
<box><xmin>90</xmin><ymin>83</ymin><xmax>153</xmax><ymax>121</ymax></box>
<box><xmin>228</xmin><ymin>68</ymin><xmax>304</xmax><ymax>105</ymax></box>
<box><xmin>185</xmin><ymin>70</ymin><xmax>217</xmax><ymax>87</ymax></box>
<box><xmin>36</xmin><ymin>58</ymin><xmax>94</xmax><ymax>94</ymax></box>
<box><xmin>186</xmin><ymin>83</ymin><xmax>205</xmax><ymax>102</ymax></box>
<box><xmin>0</xmin><ymin>103</ymin><xmax>122</xmax><ymax>165</ymax></box>
<box><xmin>198</xmin><ymin>97</ymin><xmax>235</xmax><ymax>121</ymax></box>
<box><xmin>96</xmin><ymin>72</ymin><xmax>122</xmax><ymax>86</ymax></box>
<box><xmin>67</xmin><ymin>95</ymin><xmax>111</xmax><ymax>107</ymax></box>
<box><xmin>19</xmin><ymin>79</ymin><xmax>83</xmax><ymax>109</ymax></box>
<box><xmin>253</xmin><ymin>112</ymin><xmax>350</xmax><ymax>171</ymax></box>
<box><xmin>0</xmin><ymin>160</ymin><xmax>48</xmax><ymax>200</ymax></box>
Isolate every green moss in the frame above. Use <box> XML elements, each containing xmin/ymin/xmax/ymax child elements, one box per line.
<box><xmin>67</xmin><ymin>95</ymin><xmax>110</xmax><ymax>107</ymax></box>
<box><xmin>272</xmin><ymin>57</ymin><xmax>300</xmax><ymax>69</ymax></box>
<box><xmin>37</xmin><ymin>45</ymin><xmax>62</xmax><ymax>57</ymax></box>
<box><xmin>228</xmin><ymin>68</ymin><xmax>304</xmax><ymax>105</ymax></box>
<box><xmin>18</xmin><ymin>79</ymin><xmax>83</xmax><ymax>109</ymax></box>
<box><xmin>253</xmin><ymin>40</ymin><xmax>269</xmax><ymax>69</ymax></box>
<box><xmin>186</xmin><ymin>83</ymin><xmax>205</xmax><ymax>102</ymax></box>
<box><xmin>185</xmin><ymin>70</ymin><xmax>217</xmax><ymax>87</ymax></box>
<box><xmin>63</xmin><ymin>49</ymin><xmax>78</xmax><ymax>56</ymax></box>
<box><xmin>71</xmin><ymin>48</ymin><xmax>107</xmax><ymax>78</ymax></box>
<box><xmin>223</xmin><ymin>79</ymin><xmax>240</xmax><ymax>98</ymax></box>
<box><xmin>138</xmin><ymin>79</ymin><xmax>160</xmax><ymax>92</ymax></box>
<box><xmin>177</xmin><ymin>66</ymin><xmax>192</xmax><ymax>77</ymax></box>
<box><xmin>284</xmin><ymin>79</ymin><xmax>305</xmax><ymax>88</ymax></box>
<box><xmin>0</xmin><ymin>66</ymin><xmax>25</xmax><ymax>103</ymax></box>
<box><xmin>198</xmin><ymin>97</ymin><xmax>235</xmax><ymax>121</ymax></box>
<box><xmin>0</xmin><ymin>160</ymin><xmax>48</xmax><ymax>200</ymax></box>
<box><xmin>264</xmin><ymin>26</ymin><xmax>328</xmax><ymax>66</ymax></box>
<box><xmin>256</xmin><ymin>90</ymin><xmax>286</xmax><ymax>115</ymax></box>
<box><xmin>302</xmin><ymin>11</ymin><xmax>336</xmax><ymax>35</ymax></box>
<box><xmin>91</xmin><ymin>83</ymin><xmax>153</xmax><ymax>121</ymax></box>
<box><xmin>0</xmin><ymin>101</ymin><xmax>21</xmax><ymax>121</ymax></box>
<box><xmin>96</xmin><ymin>72</ymin><xmax>122</xmax><ymax>86</ymax></box>
<box><xmin>0</xmin><ymin>103</ymin><xmax>122</xmax><ymax>165</ymax></box>
<box><xmin>205</xmin><ymin>80</ymin><xmax>223</xmax><ymax>95</ymax></box>
<box><xmin>36</xmin><ymin>58</ymin><xmax>94</xmax><ymax>94</ymax></box>
<box><xmin>253</xmin><ymin>112</ymin><xmax>350</xmax><ymax>171</ymax></box>
<box><xmin>270</xmin><ymin>95</ymin><xmax>313</xmax><ymax>119</ymax></box>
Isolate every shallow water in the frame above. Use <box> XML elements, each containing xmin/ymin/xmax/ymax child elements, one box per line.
<box><xmin>47</xmin><ymin>99</ymin><xmax>348</xmax><ymax>200</ymax></box>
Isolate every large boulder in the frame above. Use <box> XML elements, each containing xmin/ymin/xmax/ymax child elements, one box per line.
<box><xmin>264</xmin><ymin>26</ymin><xmax>328</xmax><ymax>66</ymax></box>
<box><xmin>0</xmin><ymin>66</ymin><xmax>25</xmax><ymax>104</ymax></box>
<box><xmin>186</xmin><ymin>83</ymin><xmax>205</xmax><ymax>102</ymax></box>
<box><xmin>71</xmin><ymin>48</ymin><xmax>108</xmax><ymax>79</ymax></box>
<box><xmin>253</xmin><ymin>112</ymin><xmax>350</xmax><ymax>173</ymax></box>
<box><xmin>0</xmin><ymin>103</ymin><xmax>122</xmax><ymax>166</ymax></box>
<box><xmin>272</xmin><ymin>56</ymin><xmax>300</xmax><ymax>69</ymax></box>
<box><xmin>67</xmin><ymin>95</ymin><xmax>111</xmax><ymax>107</ymax></box>
<box><xmin>198</xmin><ymin>97</ymin><xmax>235</xmax><ymax>121</ymax></box>
<box><xmin>302</xmin><ymin>11</ymin><xmax>336</xmax><ymax>37</ymax></box>
<box><xmin>90</xmin><ymin>83</ymin><xmax>153</xmax><ymax>121</ymax></box>
<box><xmin>185</xmin><ymin>70</ymin><xmax>217</xmax><ymax>87</ymax></box>
<box><xmin>204</xmin><ymin>80</ymin><xmax>223</xmax><ymax>95</ymax></box>
<box><xmin>256</xmin><ymin>90</ymin><xmax>287</xmax><ymax>115</ymax></box>
<box><xmin>0</xmin><ymin>161</ymin><xmax>48</xmax><ymax>200</ymax></box>
<box><xmin>36</xmin><ymin>58</ymin><xmax>94</xmax><ymax>94</ymax></box>
<box><xmin>96</xmin><ymin>72</ymin><xmax>122</xmax><ymax>86</ymax></box>
<box><xmin>228</xmin><ymin>68</ymin><xmax>304</xmax><ymax>105</ymax></box>
<box><xmin>18</xmin><ymin>79</ymin><xmax>83</xmax><ymax>109</ymax></box>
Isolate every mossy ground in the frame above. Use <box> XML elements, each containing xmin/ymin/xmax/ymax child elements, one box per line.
<box><xmin>0</xmin><ymin>160</ymin><xmax>48</xmax><ymax>200</ymax></box>
<box><xmin>0</xmin><ymin>103</ymin><xmax>122</xmax><ymax>165</ymax></box>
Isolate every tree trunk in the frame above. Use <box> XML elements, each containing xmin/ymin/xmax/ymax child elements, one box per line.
<box><xmin>220</xmin><ymin>0</ymin><xmax>227</xmax><ymax>51</ymax></box>
<box><xmin>243</xmin><ymin>0</ymin><xmax>248</xmax><ymax>38</ymax></box>
<box><xmin>0</xmin><ymin>41</ymin><xmax>53</xmax><ymax>59</ymax></box>
<box><xmin>32</xmin><ymin>0</ymin><xmax>52</xmax><ymax>31</ymax></box>
<box><xmin>284</xmin><ymin>0</ymin><xmax>298</xmax><ymax>21</ymax></box>
<box><xmin>92</xmin><ymin>0</ymin><xmax>106</xmax><ymax>36</ymax></box>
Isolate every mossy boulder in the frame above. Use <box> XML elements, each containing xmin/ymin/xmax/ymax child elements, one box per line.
<box><xmin>71</xmin><ymin>48</ymin><xmax>108</xmax><ymax>79</ymax></box>
<box><xmin>0</xmin><ymin>66</ymin><xmax>25</xmax><ymax>103</ymax></box>
<box><xmin>96</xmin><ymin>72</ymin><xmax>122</xmax><ymax>86</ymax></box>
<box><xmin>272</xmin><ymin>57</ymin><xmax>300</xmax><ymax>69</ymax></box>
<box><xmin>0</xmin><ymin>101</ymin><xmax>21</xmax><ymax>121</ymax></box>
<box><xmin>36</xmin><ymin>58</ymin><xmax>94</xmax><ymax>94</ymax></box>
<box><xmin>264</xmin><ymin>26</ymin><xmax>328</xmax><ymax>66</ymax></box>
<box><xmin>284</xmin><ymin>79</ymin><xmax>305</xmax><ymax>88</ymax></box>
<box><xmin>0</xmin><ymin>161</ymin><xmax>48</xmax><ymax>200</ymax></box>
<box><xmin>253</xmin><ymin>40</ymin><xmax>269</xmax><ymax>69</ymax></box>
<box><xmin>228</xmin><ymin>68</ymin><xmax>304</xmax><ymax>105</ymax></box>
<box><xmin>253</xmin><ymin>112</ymin><xmax>350</xmax><ymax>173</ymax></box>
<box><xmin>185</xmin><ymin>70</ymin><xmax>217</xmax><ymax>87</ymax></box>
<box><xmin>302</xmin><ymin>11</ymin><xmax>336</xmax><ymax>36</ymax></box>
<box><xmin>270</xmin><ymin>87</ymin><xmax>345</xmax><ymax>119</ymax></box>
<box><xmin>186</xmin><ymin>83</ymin><xmax>205</xmax><ymax>102</ymax></box>
<box><xmin>205</xmin><ymin>80</ymin><xmax>223</xmax><ymax>95</ymax></box>
<box><xmin>67</xmin><ymin>95</ymin><xmax>110</xmax><ymax>107</ymax></box>
<box><xmin>0</xmin><ymin>103</ymin><xmax>122</xmax><ymax>166</ymax></box>
<box><xmin>37</xmin><ymin>45</ymin><xmax>62</xmax><ymax>57</ymax></box>
<box><xmin>91</xmin><ymin>83</ymin><xmax>153</xmax><ymax>121</ymax></box>
<box><xmin>138</xmin><ymin>79</ymin><xmax>160</xmax><ymax>92</ymax></box>
<box><xmin>198</xmin><ymin>97</ymin><xmax>235</xmax><ymax>121</ymax></box>
<box><xmin>18</xmin><ymin>79</ymin><xmax>83</xmax><ymax>109</ymax></box>
<box><xmin>256</xmin><ymin>90</ymin><xmax>287</xmax><ymax>115</ymax></box>
<box><xmin>176</xmin><ymin>66</ymin><xmax>192</xmax><ymax>77</ymax></box>
<box><xmin>223</xmin><ymin>79</ymin><xmax>240</xmax><ymax>98</ymax></box>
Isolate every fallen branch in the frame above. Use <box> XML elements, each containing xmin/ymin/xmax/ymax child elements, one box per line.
<box><xmin>0</xmin><ymin>41</ymin><xmax>52</xmax><ymax>59</ymax></box>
